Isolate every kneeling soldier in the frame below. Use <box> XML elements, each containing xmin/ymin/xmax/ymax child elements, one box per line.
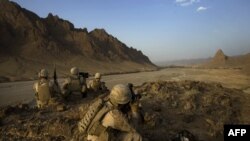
<box><xmin>33</xmin><ymin>69</ymin><xmax>60</xmax><ymax>109</ymax></box>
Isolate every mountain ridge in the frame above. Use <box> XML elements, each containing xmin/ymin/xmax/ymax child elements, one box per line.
<box><xmin>0</xmin><ymin>0</ymin><xmax>156</xmax><ymax>82</ymax></box>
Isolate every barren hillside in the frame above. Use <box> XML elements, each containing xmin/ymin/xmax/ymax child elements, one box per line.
<box><xmin>0</xmin><ymin>0</ymin><xmax>156</xmax><ymax>82</ymax></box>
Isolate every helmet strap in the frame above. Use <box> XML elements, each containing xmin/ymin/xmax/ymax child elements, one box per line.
<box><xmin>109</xmin><ymin>98</ymin><xmax>119</xmax><ymax>107</ymax></box>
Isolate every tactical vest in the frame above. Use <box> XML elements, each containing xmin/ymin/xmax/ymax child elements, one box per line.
<box><xmin>68</xmin><ymin>77</ymin><xmax>82</xmax><ymax>92</ymax></box>
<box><xmin>78</xmin><ymin>99</ymin><xmax>113</xmax><ymax>136</ymax></box>
<box><xmin>37</xmin><ymin>80</ymin><xmax>51</xmax><ymax>105</ymax></box>
<box><xmin>92</xmin><ymin>80</ymin><xmax>101</xmax><ymax>91</ymax></box>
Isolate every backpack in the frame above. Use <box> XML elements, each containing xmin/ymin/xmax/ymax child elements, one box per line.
<box><xmin>78</xmin><ymin>98</ymin><xmax>112</xmax><ymax>136</ymax></box>
<box><xmin>68</xmin><ymin>77</ymin><xmax>81</xmax><ymax>92</ymax></box>
<box><xmin>37</xmin><ymin>80</ymin><xmax>51</xmax><ymax>104</ymax></box>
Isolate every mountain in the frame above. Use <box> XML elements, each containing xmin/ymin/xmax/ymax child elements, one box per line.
<box><xmin>202</xmin><ymin>49</ymin><xmax>250</xmax><ymax>75</ymax></box>
<box><xmin>0</xmin><ymin>0</ymin><xmax>156</xmax><ymax>82</ymax></box>
<box><xmin>156</xmin><ymin>48</ymin><xmax>250</xmax><ymax>76</ymax></box>
<box><xmin>209</xmin><ymin>49</ymin><xmax>228</xmax><ymax>65</ymax></box>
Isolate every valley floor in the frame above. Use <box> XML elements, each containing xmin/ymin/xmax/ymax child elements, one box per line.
<box><xmin>0</xmin><ymin>68</ymin><xmax>249</xmax><ymax>106</ymax></box>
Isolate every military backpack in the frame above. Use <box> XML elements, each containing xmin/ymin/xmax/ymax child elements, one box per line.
<box><xmin>37</xmin><ymin>80</ymin><xmax>51</xmax><ymax>104</ymax></box>
<box><xmin>78</xmin><ymin>98</ymin><xmax>112</xmax><ymax>136</ymax></box>
<box><xmin>68</xmin><ymin>76</ymin><xmax>82</xmax><ymax>92</ymax></box>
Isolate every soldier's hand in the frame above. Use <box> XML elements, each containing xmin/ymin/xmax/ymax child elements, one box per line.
<box><xmin>130</xmin><ymin>102</ymin><xmax>140</xmax><ymax>113</ymax></box>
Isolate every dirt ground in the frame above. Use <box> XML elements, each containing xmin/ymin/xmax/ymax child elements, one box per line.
<box><xmin>0</xmin><ymin>68</ymin><xmax>250</xmax><ymax>141</ymax></box>
<box><xmin>0</xmin><ymin>68</ymin><xmax>249</xmax><ymax>106</ymax></box>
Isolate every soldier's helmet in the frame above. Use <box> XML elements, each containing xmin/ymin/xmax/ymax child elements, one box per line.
<box><xmin>95</xmin><ymin>73</ymin><xmax>101</xmax><ymax>79</ymax></box>
<box><xmin>110</xmin><ymin>84</ymin><xmax>132</xmax><ymax>105</ymax></box>
<box><xmin>70</xmin><ymin>67</ymin><xmax>79</xmax><ymax>75</ymax></box>
<box><xmin>39</xmin><ymin>69</ymin><xmax>48</xmax><ymax>78</ymax></box>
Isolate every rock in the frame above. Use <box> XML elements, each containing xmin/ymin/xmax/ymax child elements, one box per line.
<box><xmin>183</xmin><ymin>102</ymin><xmax>194</xmax><ymax>111</ymax></box>
<box><xmin>171</xmin><ymin>101</ymin><xmax>178</xmax><ymax>108</ymax></box>
<box><xmin>56</xmin><ymin>105</ymin><xmax>66</xmax><ymax>112</ymax></box>
<box><xmin>144</xmin><ymin>112</ymin><xmax>161</xmax><ymax>128</ymax></box>
<box><xmin>151</xmin><ymin>83</ymin><xmax>161</xmax><ymax>93</ymax></box>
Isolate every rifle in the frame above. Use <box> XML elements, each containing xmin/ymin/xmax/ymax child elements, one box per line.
<box><xmin>128</xmin><ymin>83</ymin><xmax>141</xmax><ymax>102</ymax></box>
<box><xmin>79</xmin><ymin>72</ymin><xmax>89</xmax><ymax>78</ymax></box>
<box><xmin>53</xmin><ymin>64</ymin><xmax>59</xmax><ymax>86</ymax></box>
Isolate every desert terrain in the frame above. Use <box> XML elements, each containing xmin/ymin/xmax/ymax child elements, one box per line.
<box><xmin>1</xmin><ymin>68</ymin><xmax>249</xmax><ymax>106</ymax></box>
<box><xmin>1</xmin><ymin>68</ymin><xmax>250</xmax><ymax>141</ymax></box>
<box><xmin>1</xmin><ymin>1</ymin><xmax>250</xmax><ymax>140</ymax></box>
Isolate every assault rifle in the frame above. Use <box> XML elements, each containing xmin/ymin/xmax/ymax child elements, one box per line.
<box><xmin>53</xmin><ymin>64</ymin><xmax>59</xmax><ymax>86</ymax></box>
<box><xmin>79</xmin><ymin>72</ymin><xmax>89</xmax><ymax>78</ymax></box>
<box><xmin>128</xmin><ymin>83</ymin><xmax>142</xmax><ymax>102</ymax></box>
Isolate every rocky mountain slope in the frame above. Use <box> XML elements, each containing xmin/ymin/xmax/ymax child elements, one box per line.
<box><xmin>210</xmin><ymin>49</ymin><xmax>228</xmax><ymax>65</ymax></box>
<box><xmin>0</xmin><ymin>0</ymin><xmax>156</xmax><ymax>82</ymax></box>
<box><xmin>201</xmin><ymin>49</ymin><xmax>250</xmax><ymax>75</ymax></box>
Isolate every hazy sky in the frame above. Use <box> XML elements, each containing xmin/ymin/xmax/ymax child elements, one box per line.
<box><xmin>12</xmin><ymin>0</ymin><xmax>250</xmax><ymax>62</ymax></box>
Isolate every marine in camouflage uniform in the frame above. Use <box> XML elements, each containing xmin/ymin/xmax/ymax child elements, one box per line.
<box><xmin>78</xmin><ymin>84</ymin><xmax>142</xmax><ymax>141</ymax></box>
<box><xmin>87</xmin><ymin>73</ymin><xmax>108</xmax><ymax>95</ymax></box>
<box><xmin>127</xmin><ymin>83</ymin><xmax>144</xmax><ymax>128</ymax></box>
<box><xmin>62</xmin><ymin>67</ymin><xmax>87</xmax><ymax>99</ymax></box>
<box><xmin>33</xmin><ymin>69</ymin><xmax>61</xmax><ymax>109</ymax></box>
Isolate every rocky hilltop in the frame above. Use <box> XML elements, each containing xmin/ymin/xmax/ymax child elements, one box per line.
<box><xmin>0</xmin><ymin>0</ymin><xmax>156</xmax><ymax>82</ymax></box>
<box><xmin>210</xmin><ymin>49</ymin><xmax>228</xmax><ymax>65</ymax></box>
<box><xmin>202</xmin><ymin>49</ymin><xmax>250</xmax><ymax>75</ymax></box>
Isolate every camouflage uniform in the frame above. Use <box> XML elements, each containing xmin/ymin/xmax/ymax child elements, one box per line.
<box><xmin>78</xmin><ymin>84</ymin><xmax>142</xmax><ymax>141</ymax></box>
<box><xmin>127</xmin><ymin>83</ymin><xmax>144</xmax><ymax>128</ymax></box>
<box><xmin>33</xmin><ymin>69</ymin><xmax>61</xmax><ymax>109</ymax></box>
<box><xmin>87</xmin><ymin>73</ymin><xmax>108</xmax><ymax>94</ymax></box>
<box><xmin>62</xmin><ymin>67</ymin><xmax>87</xmax><ymax>99</ymax></box>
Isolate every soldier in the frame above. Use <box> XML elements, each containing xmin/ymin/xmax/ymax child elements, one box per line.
<box><xmin>87</xmin><ymin>72</ymin><xmax>108</xmax><ymax>94</ymax></box>
<box><xmin>127</xmin><ymin>83</ymin><xmax>144</xmax><ymax>128</ymax></box>
<box><xmin>62</xmin><ymin>67</ymin><xmax>87</xmax><ymax>99</ymax></box>
<box><xmin>78</xmin><ymin>84</ymin><xmax>142</xmax><ymax>141</ymax></box>
<box><xmin>33</xmin><ymin>69</ymin><xmax>61</xmax><ymax>109</ymax></box>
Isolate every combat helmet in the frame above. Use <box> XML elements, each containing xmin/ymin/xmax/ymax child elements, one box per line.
<box><xmin>110</xmin><ymin>84</ymin><xmax>132</xmax><ymax>105</ymax></box>
<box><xmin>95</xmin><ymin>72</ymin><xmax>101</xmax><ymax>79</ymax></box>
<box><xmin>70</xmin><ymin>67</ymin><xmax>79</xmax><ymax>75</ymax></box>
<box><xmin>39</xmin><ymin>69</ymin><xmax>48</xmax><ymax>78</ymax></box>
